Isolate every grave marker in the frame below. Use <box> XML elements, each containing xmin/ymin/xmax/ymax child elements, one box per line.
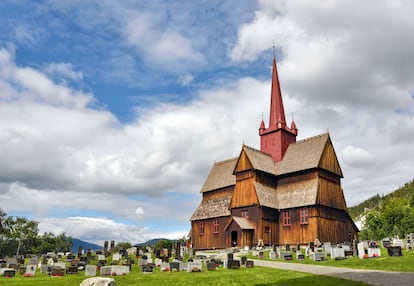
<box><xmin>24</xmin><ymin>265</ymin><xmax>36</xmax><ymax>277</ymax></box>
<box><xmin>85</xmin><ymin>265</ymin><xmax>97</xmax><ymax>276</ymax></box>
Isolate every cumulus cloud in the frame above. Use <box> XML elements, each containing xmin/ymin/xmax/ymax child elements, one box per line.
<box><xmin>43</xmin><ymin>62</ymin><xmax>83</xmax><ymax>82</ymax></box>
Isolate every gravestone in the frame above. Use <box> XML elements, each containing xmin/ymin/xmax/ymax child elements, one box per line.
<box><xmin>141</xmin><ymin>264</ymin><xmax>153</xmax><ymax>273</ymax></box>
<box><xmin>323</xmin><ymin>242</ymin><xmax>331</xmax><ymax>255</ymax></box>
<box><xmin>357</xmin><ymin>242</ymin><xmax>366</xmax><ymax>259</ymax></box>
<box><xmin>80</xmin><ymin>277</ymin><xmax>116</xmax><ymax>286</ymax></box>
<box><xmin>111</xmin><ymin>265</ymin><xmax>129</xmax><ymax>275</ymax></box>
<box><xmin>85</xmin><ymin>265</ymin><xmax>97</xmax><ymax>276</ymax></box>
<box><xmin>227</xmin><ymin>260</ymin><xmax>240</xmax><ymax>269</ymax></box>
<box><xmin>110</xmin><ymin>241</ymin><xmax>115</xmax><ymax>254</ymax></box>
<box><xmin>170</xmin><ymin>261</ymin><xmax>180</xmax><ymax>272</ymax></box>
<box><xmin>112</xmin><ymin>254</ymin><xmax>121</xmax><ymax>261</ymax></box>
<box><xmin>160</xmin><ymin>262</ymin><xmax>170</xmax><ymax>271</ymax></box>
<box><xmin>241</xmin><ymin>256</ymin><xmax>247</xmax><ymax>265</ymax></box>
<box><xmin>269</xmin><ymin>251</ymin><xmax>276</xmax><ymax>260</ymax></box>
<box><xmin>280</xmin><ymin>251</ymin><xmax>291</xmax><ymax>260</ymax></box>
<box><xmin>368</xmin><ymin>248</ymin><xmax>381</xmax><ymax>258</ymax></box>
<box><xmin>387</xmin><ymin>246</ymin><xmax>402</xmax><ymax>257</ymax></box>
<box><xmin>104</xmin><ymin>241</ymin><xmax>109</xmax><ymax>255</ymax></box>
<box><xmin>67</xmin><ymin>266</ymin><xmax>78</xmax><ymax>274</ymax></box>
<box><xmin>3</xmin><ymin>269</ymin><xmax>16</xmax><ymax>278</ymax></box>
<box><xmin>206</xmin><ymin>262</ymin><xmax>216</xmax><ymax>271</ymax></box>
<box><xmin>187</xmin><ymin>261</ymin><xmax>202</xmax><ymax>272</ymax></box>
<box><xmin>24</xmin><ymin>265</ymin><xmax>36</xmax><ymax>277</ymax></box>
<box><xmin>100</xmin><ymin>266</ymin><xmax>112</xmax><ymax>276</ymax></box>
<box><xmin>245</xmin><ymin>260</ymin><xmax>254</xmax><ymax>268</ymax></box>
<box><xmin>310</xmin><ymin>251</ymin><xmax>326</xmax><ymax>261</ymax></box>
<box><xmin>51</xmin><ymin>267</ymin><xmax>65</xmax><ymax>276</ymax></box>
<box><xmin>98</xmin><ymin>255</ymin><xmax>106</xmax><ymax>261</ymax></box>
<box><xmin>331</xmin><ymin>247</ymin><xmax>345</xmax><ymax>260</ymax></box>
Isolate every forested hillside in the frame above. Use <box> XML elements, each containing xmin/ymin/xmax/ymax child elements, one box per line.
<box><xmin>348</xmin><ymin>180</ymin><xmax>414</xmax><ymax>240</ymax></box>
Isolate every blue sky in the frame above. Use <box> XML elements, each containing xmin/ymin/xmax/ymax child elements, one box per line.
<box><xmin>1</xmin><ymin>0</ymin><xmax>414</xmax><ymax>245</ymax></box>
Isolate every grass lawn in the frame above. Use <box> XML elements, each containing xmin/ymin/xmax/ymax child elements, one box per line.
<box><xmin>0</xmin><ymin>266</ymin><xmax>372</xmax><ymax>286</ymax></box>
<box><xmin>247</xmin><ymin>247</ymin><xmax>414</xmax><ymax>272</ymax></box>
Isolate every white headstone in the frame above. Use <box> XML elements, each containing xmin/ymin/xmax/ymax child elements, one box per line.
<box><xmin>331</xmin><ymin>247</ymin><xmax>345</xmax><ymax>259</ymax></box>
<box><xmin>24</xmin><ymin>265</ymin><xmax>36</xmax><ymax>277</ymax></box>
<box><xmin>80</xmin><ymin>277</ymin><xmax>116</xmax><ymax>286</ymax></box>
<box><xmin>112</xmin><ymin>254</ymin><xmax>121</xmax><ymax>261</ymax></box>
<box><xmin>111</xmin><ymin>265</ymin><xmax>129</xmax><ymax>275</ymax></box>
<box><xmin>85</xmin><ymin>265</ymin><xmax>97</xmax><ymax>276</ymax></box>
<box><xmin>187</xmin><ymin>261</ymin><xmax>202</xmax><ymax>272</ymax></box>
<box><xmin>100</xmin><ymin>266</ymin><xmax>112</xmax><ymax>276</ymax></box>
<box><xmin>357</xmin><ymin>242</ymin><xmax>366</xmax><ymax>259</ymax></box>
<box><xmin>368</xmin><ymin>248</ymin><xmax>381</xmax><ymax>258</ymax></box>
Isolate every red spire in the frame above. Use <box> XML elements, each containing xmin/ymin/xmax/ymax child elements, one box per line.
<box><xmin>269</xmin><ymin>57</ymin><xmax>286</xmax><ymax>129</ymax></box>
<box><xmin>259</xmin><ymin>55</ymin><xmax>298</xmax><ymax>162</ymax></box>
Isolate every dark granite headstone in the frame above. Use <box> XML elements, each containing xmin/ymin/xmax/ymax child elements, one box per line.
<box><xmin>387</xmin><ymin>246</ymin><xmax>402</xmax><ymax>256</ymax></box>
<box><xmin>245</xmin><ymin>260</ymin><xmax>254</xmax><ymax>268</ymax></box>
<box><xmin>3</xmin><ymin>269</ymin><xmax>16</xmax><ymax>278</ymax></box>
<box><xmin>206</xmin><ymin>262</ymin><xmax>216</xmax><ymax>271</ymax></box>
<box><xmin>170</xmin><ymin>262</ymin><xmax>180</xmax><ymax>271</ymax></box>
<box><xmin>227</xmin><ymin>260</ymin><xmax>240</xmax><ymax>269</ymax></box>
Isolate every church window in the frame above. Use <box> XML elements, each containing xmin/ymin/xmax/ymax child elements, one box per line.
<box><xmin>213</xmin><ymin>219</ymin><xmax>219</xmax><ymax>234</ymax></box>
<box><xmin>282</xmin><ymin>210</ymin><xmax>291</xmax><ymax>226</ymax></box>
<box><xmin>200</xmin><ymin>221</ymin><xmax>205</xmax><ymax>235</ymax></box>
<box><xmin>264</xmin><ymin>226</ymin><xmax>271</xmax><ymax>233</ymax></box>
<box><xmin>241</xmin><ymin>210</ymin><xmax>249</xmax><ymax>218</ymax></box>
<box><xmin>300</xmin><ymin>208</ymin><xmax>309</xmax><ymax>225</ymax></box>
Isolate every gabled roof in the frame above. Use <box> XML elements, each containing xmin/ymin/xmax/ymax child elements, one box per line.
<box><xmin>274</xmin><ymin>178</ymin><xmax>319</xmax><ymax>209</ymax></box>
<box><xmin>200</xmin><ymin>158</ymin><xmax>237</xmax><ymax>193</ymax></box>
<box><xmin>255</xmin><ymin>180</ymin><xmax>318</xmax><ymax>209</ymax></box>
<box><xmin>190</xmin><ymin>196</ymin><xmax>232</xmax><ymax>221</ymax></box>
<box><xmin>224</xmin><ymin>216</ymin><xmax>255</xmax><ymax>230</ymax></box>
<box><xmin>234</xmin><ymin>145</ymin><xmax>276</xmax><ymax>174</ymax></box>
<box><xmin>276</xmin><ymin>132</ymin><xmax>342</xmax><ymax>176</ymax></box>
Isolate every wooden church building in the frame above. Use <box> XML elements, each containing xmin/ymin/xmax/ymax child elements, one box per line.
<box><xmin>189</xmin><ymin>57</ymin><xmax>358</xmax><ymax>250</ymax></box>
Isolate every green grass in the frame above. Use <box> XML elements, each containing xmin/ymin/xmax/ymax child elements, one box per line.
<box><xmin>0</xmin><ymin>266</ymin><xmax>371</xmax><ymax>286</ymax></box>
<box><xmin>247</xmin><ymin>247</ymin><xmax>414</xmax><ymax>272</ymax></box>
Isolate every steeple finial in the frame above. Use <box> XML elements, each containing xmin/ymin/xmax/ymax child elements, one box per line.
<box><xmin>269</xmin><ymin>53</ymin><xmax>286</xmax><ymax>129</ymax></box>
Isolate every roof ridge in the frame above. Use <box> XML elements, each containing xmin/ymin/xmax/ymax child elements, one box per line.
<box><xmin>243</xmin><ymin>144</ymin><xmax>273</xmax><ymax>158</ymax></box>
<box><xmin>295</xmin><ymin>132</ymin><xmax>329</xmax><ymax>144</ymax></box>
<box><xmin>213</xmin><ymin>157</ymin><xmax>238</xmax><ymax>165</ymax></box>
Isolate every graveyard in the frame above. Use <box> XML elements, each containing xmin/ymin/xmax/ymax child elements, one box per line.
<box><xmin>1</xmin><ymin>237</ymin><xmax>414</xmax><ymax>286</ymax></box>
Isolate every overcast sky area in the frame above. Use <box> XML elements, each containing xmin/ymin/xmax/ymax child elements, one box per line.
<box><xmin>1</xmin><ymin>0</ymin><xmax>413</xmax><ymax>246</ymax></box>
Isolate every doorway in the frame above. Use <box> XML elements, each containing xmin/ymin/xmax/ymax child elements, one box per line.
<box><xmin>231</xmin><ymin>231</ymin><xmax>238</xmax><ymax>247</ymax></box>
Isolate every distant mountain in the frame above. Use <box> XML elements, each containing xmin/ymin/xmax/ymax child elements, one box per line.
<box><xmin>71</xmin><ymin>238</ymin><xmax>102</xmax><ymax>253</ymax></box>
<box><xmin>134</xmin><ymin>238</ymin><xmax>177</xmax><ymax>247</ymax></box>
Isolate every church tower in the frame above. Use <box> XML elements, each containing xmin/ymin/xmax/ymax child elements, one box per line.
<box><xmin>259</xmin><ymin>56</ymin><xmax>297</xmax><ymax>162</ymax></box>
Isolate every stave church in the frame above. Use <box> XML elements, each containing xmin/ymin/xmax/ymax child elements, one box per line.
<box><xmin>190</xmin><ymin>56</ymin><xmax>358</xmax><ymax>250</ymax></box>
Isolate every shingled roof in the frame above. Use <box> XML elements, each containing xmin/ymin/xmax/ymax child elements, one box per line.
<box><xmin>276</xmin><ymin>132</ymin><xmax>330</xmax><ymax>176</ymax></box>
<box><xmin>190</xmin><ymin>196</ymin><xmax>232</xmax><ymax>221</ymax></box>
<box><xmin>224</xmin><ymin>216</ymin><xmax>255</xmax><ymax>230</ymax></box>
<box><xmin>274</xmin><ymin>178</ymin><xmax>319</xmax><ymax>209</ymax></box>
<box><xmin>200</xmin><ymin>158</ymin><xmax>237</xmax><ymax>193</ymax></box>
<box><xmin>240</xmin><ymin>145</ymin><xmax>276</xmax><ymax>174</ymax></box>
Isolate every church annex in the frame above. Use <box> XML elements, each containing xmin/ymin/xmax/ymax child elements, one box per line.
<box><xmin>190</xmin><ymin>57</ymin><xmax>358</xmax><ymax>250</ymax></box>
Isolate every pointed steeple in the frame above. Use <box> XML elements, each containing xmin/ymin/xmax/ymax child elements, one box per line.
<box><xmin>259</xmin><ymin>55</ymin><xmax>298</xmax><ymax>162</ymax></box>
<box><xmin>269</xmin><ymin>57</ymin><xmax>286</xmax><ymax>129</ymax></box>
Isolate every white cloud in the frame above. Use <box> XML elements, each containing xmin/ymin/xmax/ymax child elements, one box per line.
<box><xmin>178</xmin><ymin>74</ymin><xmax>194</xmax><ymax>86</ymax></box>
<box><xmin>122</xmin><ymin>11</ymin><xmax>204</xmax><ymax>72</ymax></box>
<box><xmin>341</xmin><ymin>145</ymin><xmax>373</xmax><ymax>168</ymax></box>
<box><xmin>43</xmin><ymin>62</ymin><xmax>83</xmax><ymax>82</ymax></box>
